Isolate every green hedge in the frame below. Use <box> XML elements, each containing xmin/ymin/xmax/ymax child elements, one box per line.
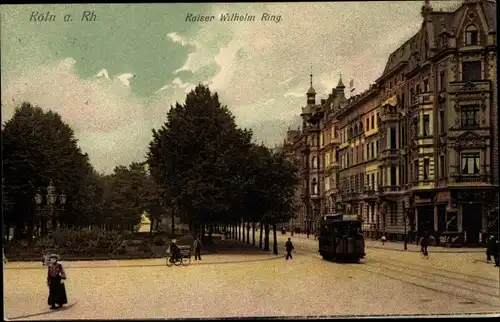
<box><xmin>33</xmin><ymin>228</ymin><xmax>129</xmax><ymax>256</ymax></box>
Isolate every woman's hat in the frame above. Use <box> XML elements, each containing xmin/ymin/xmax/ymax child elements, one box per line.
<box><xmin>172</xmin><ymin>239</ymin><xmax>177</xmax><ymax>243</ymax></box>
<box><xmin>49</xmin><ymin>254</ymin><xmax>60</xmax><ymax>260</ymax></box>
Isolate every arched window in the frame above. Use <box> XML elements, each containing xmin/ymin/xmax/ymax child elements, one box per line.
<box><xmin>354</xmin><ymin>124</ymin><xmax>358</xmax><ymax>136</ymax></box>
<box><xmin>359</xmin><ymin>122</ymin><xmax>363</xmax><ymax>133</ymax></box>
<box><xmin>311</xmin><ymin>178</ymin><xmax>318</xmax><ymax>195</ymax></box>
<box><xmin>311</xmin><ymin>156</ymin><xmax>317</xmax><ymax>169</ymax></box>
<box><xmin>465</xmin><ymin>24</ymin><xmax>478</xmax><ymax>46</ymax></box>
<box><xmin>348</xmin><ymin>127</ymin><xmax>353</xmax><ymax>139</ymax></box>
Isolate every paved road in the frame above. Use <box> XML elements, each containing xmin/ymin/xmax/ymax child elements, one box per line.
<box><xmin>3</xmin><ymin>230</ymin><xmax>500</xmax><ymax>320</ymax></box>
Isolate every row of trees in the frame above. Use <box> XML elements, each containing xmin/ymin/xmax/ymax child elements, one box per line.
<box><xmin>3</xmin><ymin>85</ymin><xmax>299</xmax><ymax>255</ymax></box>
<box><xmin>147</xmin><ymin>85</ymin><xmax>299</xmax><ymax>253</ymax></box>
<box><xmin>2</xmin><ymin>103</ymin><xmax>165</xmax><ymax>242</ymax></box>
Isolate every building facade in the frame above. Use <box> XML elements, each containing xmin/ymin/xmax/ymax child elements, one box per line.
<box><xmin>281</xmin><ymin>0</ymin><xmax>498</xmax><ymax>245</ymax></box>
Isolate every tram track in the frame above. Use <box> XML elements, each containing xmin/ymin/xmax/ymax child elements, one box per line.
<box><xmin>289</xmin><ymin>243</ymin><xmax>500</xmax><ymax>310</ymax></box>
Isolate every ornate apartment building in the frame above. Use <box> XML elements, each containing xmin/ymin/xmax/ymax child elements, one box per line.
<box><xmin>281</xmin><ymin>0</ymin><xmax>498</xmax><ymax>245</ymax></box>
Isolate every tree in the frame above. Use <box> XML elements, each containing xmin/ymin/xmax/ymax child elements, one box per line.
<box><xmin>147</xmin><ymin>85</ymin><xmax>252</xmax><ymax>242</ymax></box>
<box><xmin>2</xmin><ymin>102</ymin><xmax>92</xmax><ymax>241</ymax></box>
<box><xmin>101</xmin><ymin>163</ymin><xmax>148</xmax><ymax>231</ymax></box>
<box><xmin>250</xmin><ymin>148</ymin><xmax>298</xmax><ymax>254</ymax></box>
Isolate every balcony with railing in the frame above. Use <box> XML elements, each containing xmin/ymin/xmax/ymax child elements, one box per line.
<box><xmin>379</xmin><ymin>185</ymin><xmax>403</xmax><ymax>194</ymax></box>
<box><xmin>418</xmin><ymin>92</ymin><xmax>434</xmax><ymax>105</ymax></box>
<box><xmin>449</xmin><ymin>174</ymin><xmax>491</xmax><ymax>185</ymax></box>
<box><xmin>362</xmin><ymin>186</ymin><xmax>378</xmax><ymax>200</ymax></box>
<box><xmin>342</xmin><ymin>190</ymin><xmax>361</xmax><ymax>201</ymax></box>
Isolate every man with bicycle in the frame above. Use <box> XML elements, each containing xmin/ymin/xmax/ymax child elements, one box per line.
<box><xmin>169</xmin><ymin>239</ymin><xmax>181</xmax><ymax>263</ymax></box>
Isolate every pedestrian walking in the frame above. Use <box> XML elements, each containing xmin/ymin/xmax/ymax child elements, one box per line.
<box><xmin>486</xmin><ymin>235</ymin><xmax>496</xmax><ymax>263</ymax></box>
<box><xmin>193</xmin><ymin>237</ymin><xmax>202</xmax><ymax>261</ymax></box>
<box><xmin>420</xmin><ymin>233</ymin><xmax>430</xmax><ymax>258</ymax></box>
<box><xmin>285</xmin><ymin>238</ymin><xmax>294</xmax><ymax>260</ymax></box>
<box><xmin>381</xmin><ymin>235</ymin><xmax>387</xmax><ymax>246</ymax></box>
<box><xmin>46</xmin><ymin>254</ymin><xmax>68</xmax><ymax>310</ymax></box>
<box><xmin>493</xmin><ymin>238</ymin><xmax>499</xmax><ymax>267</ymax></box>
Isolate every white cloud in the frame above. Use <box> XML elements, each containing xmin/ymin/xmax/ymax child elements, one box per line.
<box><xmin>96</xmin><ymin>69</ymin><xmax>110</xmax><ymax>80</ymax></box>
<box><xmin>279</xmin><ymin>77</ymin><xmax>294</xmax><ymax>85</ymax></box>
<box><xmin>284</xmin><ymin>92</ymin><xmax>304</xmax><ymax>98</ymax></box>
<box><xmin>1</xmin><ymin>58</ymin><xmax>164</xmax><ymax>174</ymax></box>
<box><xmin>116</xmin><ymin>73</ymin><xmax>135</xmax><ymax>87</ymax></box>
<box><xmin>167</xmin><ymin>32</ymin><xmax>190</xmax><ymax>47</ymax></box>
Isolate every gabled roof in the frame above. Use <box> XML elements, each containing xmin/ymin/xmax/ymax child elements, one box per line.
<box><xmin>480</xmin><ymin>0</ymin><xmax>497</xmax><ymax>32</ymax></box>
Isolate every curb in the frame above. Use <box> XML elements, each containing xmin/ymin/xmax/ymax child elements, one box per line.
<box><xmin>366</xmin><ymin>246</ymin><xmax>485</xmax><ymax>253</ymax></box>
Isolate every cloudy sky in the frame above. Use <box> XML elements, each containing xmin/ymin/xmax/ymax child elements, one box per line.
<box><xmin>1</xmin><ymin>2</ymin><xmax>461</xmax><ymax>174</ymax></box>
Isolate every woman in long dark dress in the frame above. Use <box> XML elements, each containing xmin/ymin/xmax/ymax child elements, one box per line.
<box><xmin>47</xmin><ymin>254</ymin><xmax>68</xmax><ymax>309</ymax></box>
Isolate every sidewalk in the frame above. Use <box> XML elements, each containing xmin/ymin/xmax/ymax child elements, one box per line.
<box><xmin>289</xmin><ymin>232</ymin><xmax>485</xmax><ymax>253</ymax></box>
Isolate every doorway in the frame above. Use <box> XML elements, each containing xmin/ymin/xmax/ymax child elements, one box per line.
<box><xmin>462</xmin><ymin>204</ymin><xmax>482</xmax><ymax>245</ymax></box>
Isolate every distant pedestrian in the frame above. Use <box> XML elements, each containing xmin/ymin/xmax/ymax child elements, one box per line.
<box><xmin>420</xmin><ymin>233</ymin><xmax>430</xmax><ymax>258</ymax></box>
<box><xmin>493</xmin><ymin>239</ymin><xmax>499</xmax><ymax>267</ymax></box>
<box><xmin>381</xmin><ymin>235</ymin><xmax>387</xmax><ymax>246</ymax></box>
<box><xmin>285</xmin><ymin>238</ymin><xmax>294</xmax><ymax>260</ymax></box>
<box><xmin>486</xmin><ymin>235</ymin><xmax>496</xmax><ymax>263</ymax></box>
<box><xmin>3</xmin><ymin>249</ymin><xmax>7</xmax><ymax>264</ymax></box>
<box><xmin>47</xmin><ymin>254</ymin><xmax>67</xmax><ymax>310</ymax></box>
<box><xmin>193</xmin><ymin>237</ymin><xmax>202</xmax><ymax>261</ymax></box>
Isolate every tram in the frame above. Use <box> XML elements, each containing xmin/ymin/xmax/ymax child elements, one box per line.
<box><xmin>318</xmin><ymin>214</ymin><xmax>366</xmax><ymax>262</ymax></box>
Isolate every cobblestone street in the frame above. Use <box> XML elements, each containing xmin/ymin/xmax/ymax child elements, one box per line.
<box><xmin>4</xmin><ymin>232</ymin><xmax>500</xmax><ymax>320</ymax></box>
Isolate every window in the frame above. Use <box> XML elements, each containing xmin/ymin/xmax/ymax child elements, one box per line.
<box><xmin>439</xmin><ymin>71</ymin><xmax>446</xmax><ymax>91</ymax></box>
<box><xmin>312</xmin><ymin>156</ymin><xmax>317</xmax><ymax>169</ymax></box>
<box><xmin>366</xmin><ymin>174</ymin><xmax>370</xmax><ymax>189</ymax></box>
<box><xmin>423</xmin><ymin>114</ymin><xmax>430</xmax><ymax>136</ymax></box>
<box><xmin>416</xmin><ymin>84</ymin><xmax>421</xmax><ymax>94</ymax></box>
<box><xmin>462</xmin><ymin>61</ymin><xmax>481</xmax><ymax>81</ymax></box>
<box><xmin>401</xmin><ymin>93</ymin><xmax>405</xmax><ymax>108</ymax></box>
<box><xmin>367</xmin><ymin>117</ymin><xmax>370</xmax><ymax>130</ymax></box>
<box><xmin>370</xmin><ymin>142</ymin><xmax>374</xmax><ymax>159</ymax></box>
<box><xmin>390</xmin><ymin>204</ymin><xmax>397</xmax><ymax>224</ymax></box>
<box><xmin>401</xmin><ymin>125</ymin><xmax>406</xmax><ymax>146</ymax></box>
<box><xmin>440</xmin><ymin>155</ymin><xmax>445</xmax><ymax>178</ymax></box>
<box><xmin>439</xmin><ymin>110</ymin><xmax>445</xmax><ymax>134</ymax></box>
<box><xmin>410</xmin><ymin>88</ymin><xmax>415</xmax><ymax>104</ymax></box>
<box><xmin>465</xmin><ymin>24</ymin><xmax>478</xmax><ymax>46</ymax></box>
<box><xmin>460</xmin><ymin>105</ymin><xmax>479</xmax><ymax>128</ymax></box>
<box><xmin>376</xmin><ymin>140</ymin><xmax>379</xmax><ymax>155</ymax></box>
<box><xmin>423</xmin><ymin>159</ymin><xmax>430</xmax><ymax>180</ymax></box>
<box><xmin>390</xmin><ymin>127</ymin><xmax>397</xmax><ymax>149</ymax></box>
<box><xmin>311</xmin><ymin>178</ymin><xmax>318</xmax><ymax>194</ymax></box>
<box><xmin>414</xmin><ymin>160</ymin><xmax>419</xmax><ymax>182</ymax></box>
<box><xmin>461</xmin><ymin>153</ymin><xmax>480</xmax><ymax>175</ymax></box>
<box><xmin>371</xmin><ymin>173</ymin><xmax>375</xmax><ymax>189</ymax></box>
<box><xmin>423</xmin><ymin>79</ymin><xmax>429</xmax><ymax>92</ymax></box>
<box><xmin>371</xmin><ymin>115</ymin><xmax>374</xmax><ymax>129</ymax></box>
<box><xmin>390</xmin><ymin>166</ymin><xmax>397</xmax><ymax>186</ymax></box>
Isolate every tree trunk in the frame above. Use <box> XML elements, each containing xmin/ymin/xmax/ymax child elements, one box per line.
<box><xmin>242</xmin><ymin>222</ymin><xmax>245</xmax><ymax>242</ymax></box>
<box><xmin>246</xmin><ymin>223</ymin><xmax>250</xmax><ymax>244</ymax></box>
<box><xmin>252</xmin><ymin>222</ymin><xmax>256</xmax><ymax>246</ymax></box>
<box><xmin>149</xmin><ymin>219</ymin><xmax>154</xmax><ymax>236</ymax></box>
<box><xmin>208</xmin><ymin>223</ymin><xmax>213</xmax><ymax>243</ymax></box>
<box><xmin>171</xmin><ymin>210</ymin><xmax>176</xmax><ymax>237</ymax></box>
<box><xmin>259</xmin><ymin>222</ymin><xmax>263</xmax><ymax>248</ymax></box>
<box><xmin>264</xmin><ymin>223</ymin><xmax>270</xmax><ymax>251</ymax></box>
<box><xmin>272</xmin><ymin>224</ymin><xmax>278</xmax><ymax>255</ymax></box>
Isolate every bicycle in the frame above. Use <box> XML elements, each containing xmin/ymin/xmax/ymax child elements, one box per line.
<box><xmin>165</xmin><ymin>246</ymin><xmax>191</xmax><ymax>267</ymax></box>
<box><xmin>166</xmin><ymin>254</ymin><xmax>183</xmax><ymax>267</ymax></box>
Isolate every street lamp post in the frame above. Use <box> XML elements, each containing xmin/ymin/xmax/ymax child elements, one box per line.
<box><xmin>34</xmin><ymin>181</ymin><xmax>66</xmax><ymax>237</ymax></box>
<box><xmin>46</xmin><ymin>181</ymin><xmax>56</xmax><ymax>233</ymax></box>
<box><xmin>34</xmin><ymin>191</ymin><xmax>43</xmax><ymax>237</ymax></box>
<box><xmin>403</xmin><ymin>200</ymin><xmax>408</xmax><ymax>250</ymax></box>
